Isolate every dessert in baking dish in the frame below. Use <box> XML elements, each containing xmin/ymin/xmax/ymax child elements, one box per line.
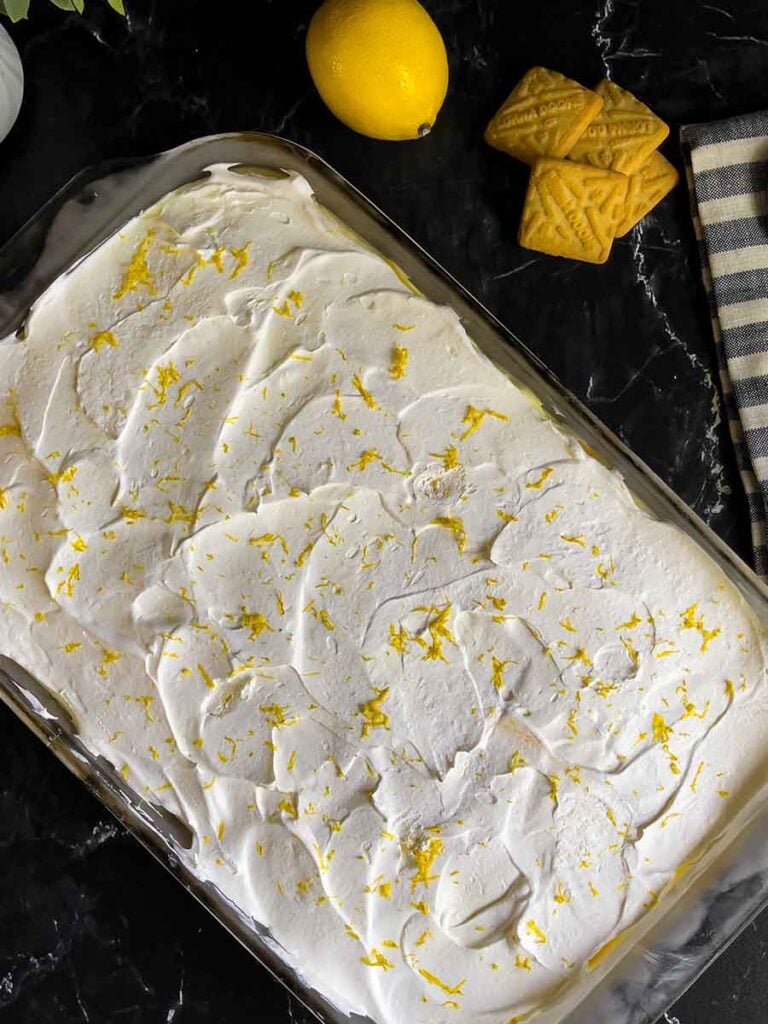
<box><xmin>0</xmin><ymin>166</ymin><xmax>765</xmax><ymax>1023</ymax></box>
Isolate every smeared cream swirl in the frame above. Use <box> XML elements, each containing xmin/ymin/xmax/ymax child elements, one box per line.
<box><xmin>0</xmin><ymin>166</ymin><xmax>766</xmax><ymax>1024</ymax></box>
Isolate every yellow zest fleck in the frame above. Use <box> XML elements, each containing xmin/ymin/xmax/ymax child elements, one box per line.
<box><xmin>680</xmin><ymin>602</ymin><xmax>721</xmax><ymax>652</ymax></box>
<box><xmin>560</xmin><ymin>533</ymin><xmax>586</xmax><ymax>547</ymax></box>
<box><xmin>259</xmin><ymin>703</ymin><xmax>297</xmax><ymax>729</ymax></box>
<box><xmin>175</xmin><ymin>379</ymin><xmax>203</xmax><ymax>407</ymax></box>
<box><xmin>652</xmin><ymin>712</ymin><xmax>680</xmax><ymax>775</ymax></box>
<box><xmin>408</xmin><ymin>837</ymin><xmax>443</xmax><ymax>891</ymax></box>
<box><xmin>566</xmin><ymin>706</ymin><xmax>579</xmax><ymax>737</ymax></box>
<box><xmin>89</xmin><ymin>330</ymin><xmax>119</xmax><ymax>352</ymax></box>
<box><xmin>313</xmin><ymin>843</ymin><xmax>335</xmax><ymax>873</ymax></box>
<box><xmin>248</xmin><ymin>532</ymin><xmax>289</xmax><ymax>558</ymax></box>
<box><xmin>149</xmin><ymin>360</ymin><xmax>181</xmax><ymax>408</ymax></box>
<box><xmin>48</xmin><ymin>465</ymin><xmax>78</xmax><ymax>489</ymax></box>
<box><xmin>417</xmin><ymin>968</ymin><xmax>465</xmax><ymax>997</ymax></box>
<box><xmin>526</xmin><ymin>919</ymin><xmax>547</xmax><ymax>944</ymax></box>
<box><xmin>559</xmin><ymin>616</ymin><xmax>576</xmax><ymax>633</ymax></box>
<box><xmin>359</xmin><ymin>687</ymin><xmax>390</xmax><ymax>737</ymax></box>
<box><xmin>460</xmin><ymin>404</ymin><xmax>509</xmax><ymax>440</ymax></box>
<box><xmin>430</xmin><ymin>445</ymin><xmax>460</xmax><ymax>470</ymax></box>
<box><xmin>393</xmin><ymin>322</ymin><xmax>414</xmax><ymax>332</ymax></box>
<box><xmin>352</xmin><ymin>373</ymin><xmax>378</xmax><ymax>410</ymax></box>
<box><xmin>596</xmin><ymin>558</ymin><xmax>616</xmax><ymax>581</ymax></box>
<box><xmin>652</xmin><ymin>713</ymin><xmax>673</xmax><ymax>744</ymax></box>
<box><xmin>198</xmin><ymin>663</ymin><xmax>216</xmax><ymax>689</ymax></box>
<box><xmin>411</xmin><ymin>900</ymin><xmax>430</xmax><ymax>914</ymax></box>
<box><xmin>620</xmin><ymin>636</ymin><xmax>639</xmax><ymax>665</ymax></box>
<box><xmin>304</xmin><ymin>600</ymin><xmax>335</xmax><ymax>632</ymax></box>
<box><xmin>515</xmin><ymin>954</ymin><xmax>532</xmax><ymax>971</ymax></box>
<box><xmin>589</xmin><ymin>881</ymin><xmax>600</xmax><ymax>897</ymax></box>
<box><xmin>332</xmin><ymin>389</ymin><xmax>346</xmax><ymax>420</ymax></box>
<box><xmin>130</xmin><ymin>695</ymin><xmax>154</xmax><ymax>723</ymax></box>
<box><xmin>566</xmin><ymin>646</ymin><xmax>592</xmax><ymax>667</ymax></box>
<box><xmin>508</xmin><ymin>750</ymin><xmax>527</xmax><ymax>771</ymax></box>
<box><xmin>526</xmin><ymin>466</ymin><xmax>554</xmax><ymax>490</ymax></box>
<box><xmin>56</xmin><ymin>563</ymin><xmax>80</xmax><ymax>598</ymax></box>
<box><xmin>496</xmin><ymin>508</ymin><xmax>518</xmax><ymax>524</ymax></box>
<box><xmin>547</xmin><ymin>773</ymin><xmax>560</xmax><ymax>804</ymax></box>
<box><xmin>544</xmin><ymin>504</ymin><xmax>563</xmax><ymax>523</ymax></box>
<box><xmin>594</xmin><ymin>680</ymin><xmax>618</xmax><ymax>699</ymax></box>
<box><xmin>388</xmin><ymin>623</ymin><xmax>410</xmax><ymax>654</ymax></box>
<box><xmin>229</xmin><ymin>243</ymin><xmax>250</xmax><ymax>279</ymax></box>
<box><xmin>98</xmin><ymin>648</ymin><xmax>122</xmax><ymax>678</ymax></box>
<box><xmin>360</xmin><ymin>949</ymin><xmax>394</xmax><ymax>970</ymax></box>
<box><xmin>491</xmin><ymin>656</ymin><xmax>511</xmax><ymax>690</ymax></box>
<box><xmin>113</xmin><ymin>231</ymin><xmax>156</xmax><ymax>300</ymax></box>
<box><xmin>617</xmin><ymin>612</ymin><xmax>642</xmax><ymax>630</ymax></box>
<box><xmin>388</xmin><ymin>345</ymin><xmax>409</xmax><ymax>379</ymax></box>
<box><xmin>415</xmin><ymin>929</ymin><xmax>432</xmax><ymax>947</ymax></box>
<box><xmin>277</xmin><ymin>796</ymin><xmax>298</xmax><ymax>820</ymax></box>
<box><xmin>554</xmin><ymin>883</ymin><xmax>570</xmax><ymax>905</ymax></box>
<box><xmin>62</xmin><ymin>641</ymin><xmax>82</xmax><ymax>654</ymax></box>
<box><xmin>415</xmin><ymin>603</ymin><xmax>456</xmax><ymax>663</ymax></box>
<box><xmin>70</xmin><ymin>535</ymin><xmax>88</xmax><ymax>553</ymax></box>
<box><xmin>295</xmin><ymin>539</ymin><xmax>316</xmax><ymax>568</ymax></box>
<box><xmin>660</xmin><ymin>812</ymin><xmax>681</xmax><ymax>828</ymax></box>
<box><xmin>690</xmin><ymin>760</ymin><xmax>705</xmax><ymax>793</ymax></box>
<box><xmin>348</xmin><ymin>448</ymin><xmax>383</xmax><ymax>472</ymax></box>
<box><xmin>345</xmin><ymin>924</ymin><xmax>360</xmax><ymax>940</ymax></box>
<box><xmin>166</xmin><ymin>501</ymin><xmax>199</xmax><ymax>527</ymax></box>
<box><xmin>431</xmin><ymin>516</ymin><xmax>466</xmax><ymax>554</ymax></box>
<box><xmin>121</xmin><ymin>506</ymin><xmax>145</xmax><ymax>524</ymax></box>
<box><xmin>0</xmin><ymin>407</ymin><xmax>21</xmax><ymax>437</ymax></box>
<box><xmin>241</xmin><ymin>611</ymin><xmax>274</xmax><ymax>639</ymax></box>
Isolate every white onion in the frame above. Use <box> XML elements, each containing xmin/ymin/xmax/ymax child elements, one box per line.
<box><xmin>0</xmin><ymin>24</ymin><xmax>23</xmax><ymax>145</ymax></box>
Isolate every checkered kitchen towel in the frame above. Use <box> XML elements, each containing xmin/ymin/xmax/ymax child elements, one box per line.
<box><xmin>682</xmin><ymin>113</ymin><xmax>768</xmax><ymax>577</ymax></box>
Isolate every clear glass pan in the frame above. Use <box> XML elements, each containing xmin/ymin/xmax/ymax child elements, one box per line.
<box><xmin>2</xmin><ymin>132</ymin><xmax>768</xmax><ymax>1024</ymax></box>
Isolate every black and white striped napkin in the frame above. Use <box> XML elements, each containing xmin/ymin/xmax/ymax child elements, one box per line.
<box><xmin>682</xmin><ymin>114</ymin><xmax>768</xmax><ymax>577</ymax></box>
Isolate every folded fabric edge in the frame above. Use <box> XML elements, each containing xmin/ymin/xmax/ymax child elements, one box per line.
<box><xmin>679</xmin><ymin>127</ymin><xmax>768</xmax><ymax>575</ymax></box>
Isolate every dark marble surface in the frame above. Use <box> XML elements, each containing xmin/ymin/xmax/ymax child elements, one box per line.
<box><xmin>0</xmin><ymin>0</ymin><xmax>767</xmax><ymax>1020</ymax></box>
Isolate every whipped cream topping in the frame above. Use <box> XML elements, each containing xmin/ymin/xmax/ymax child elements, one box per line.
<box><xmin>1</xmin><ymin>165</ymin><xmax>767</xmax><ymax>1024</ymax></box>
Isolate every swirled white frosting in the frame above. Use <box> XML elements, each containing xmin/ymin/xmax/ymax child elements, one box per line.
<box><xmin>1</xmin><ymin>166</ymin><xmax>767</xmax><ymax>1024</ymax></box>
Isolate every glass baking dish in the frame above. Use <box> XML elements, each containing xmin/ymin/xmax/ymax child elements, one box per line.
<box><xmin>2</xmin><ymin>132</ymin><xmax>768</xmax><ymax>1024</ymax></box>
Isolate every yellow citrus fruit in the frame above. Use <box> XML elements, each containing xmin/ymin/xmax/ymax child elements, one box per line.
<box><xmin>306</xmin><ymin>0</ymin><xmax>449</xmax><ymax>141</ymax></box>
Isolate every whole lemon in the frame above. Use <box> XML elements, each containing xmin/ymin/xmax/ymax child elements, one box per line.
<box><xmin>306</xmin><ymin>0</ymin><xmax>449</xmax><ymax>141</ymax></box>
